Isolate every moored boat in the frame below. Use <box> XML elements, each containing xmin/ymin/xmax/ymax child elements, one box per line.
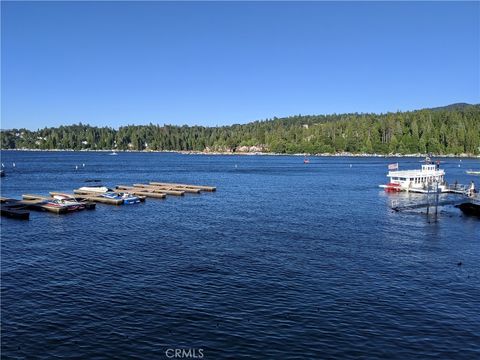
<box><xmin>78</xmin><ymin>185</ymin><xmax>113</xmax><ymax>193</ymax></box>
<box><xmin>379</xmin><ymin>158</ymin><xmax>448</xmax><ymax>193</ymax></box>
<box><xmin>101</xmin><ymin>192</ymin><xmax>141</xmax><ymax>204</ymax></box>
<box><xmin>383</xmin><ymin>182</ymin><xmax>401</xmax><ymax>192</ymax></box>
<box><xmin>466</xmin><ymin>170</ymin><xmax>480</xmax><ymax>175</ymax></box>
<box><xmin>40</xmin><ymin>199</ymin><xmax>75</xmax><ymax>212</ymax></box>
<box><xmin>52</xmin><ymin>194</ymin><xmax>86</xmax><ymax>211</ymax></box>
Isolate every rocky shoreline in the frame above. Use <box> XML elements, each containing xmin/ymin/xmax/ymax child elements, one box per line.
<box><xmin>1</xmin><ymin>148</ymin><xmax>479</xmax><ymax>158</ymax></box>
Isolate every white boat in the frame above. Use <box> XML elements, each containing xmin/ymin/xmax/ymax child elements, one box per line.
<box><xmin>108</xmin><ymin>151</ymin><xmax>118</xmax><ymax>156</ymax></box>
<box><xmin>466</xmin><ymin>170</ymin><xmax>480</xmax><ymax>175</ymax></box>
<box><xmin>52</xmin><ymin>194</ymin><xmax>86</xmax><ymax>211</ymax></box>
<box><xmin>77</xmin><ymin>185</ymin><xmax>112</xmax><ymax>193</ymax></box>
<box><xmin>379</xmin><ymin>159</ymin><xmax>448</xmax><ymax>193</ymax></box>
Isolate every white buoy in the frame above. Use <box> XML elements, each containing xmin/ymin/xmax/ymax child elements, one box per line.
<box><xmin>350</xmin><ymin>164</ymin><xmax>352</xmax><ymax>168</ymax></box>
<box><xmin>82</xmin><ymin>163</ymin><xmax>85</xmax><ymax>167</ymax></box>
<box><xmin>235</xmin><ymin>164</ymin><xmax>238</xmax><ymax>168</ymax></box>
<box><xmin>1</xmin><ymin>163</ymin><xmax>4</xmax><ymax>168</ymax></box>
<box><xmin>75</xmin><ymin>165</ymin><xmax>78</xmax><ymax>170</ymax></box>
<box><xmin>12</xmin><ymin>162</ymin><xmax>15</xmax><ymax>167</ymax></box>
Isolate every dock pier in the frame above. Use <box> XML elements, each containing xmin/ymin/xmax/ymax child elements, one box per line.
<box><xmin>2</xmin><ymin>180</ymin><xmax>216</xmax><ymax>220</ymax></box>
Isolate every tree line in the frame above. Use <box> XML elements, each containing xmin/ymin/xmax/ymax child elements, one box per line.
<box><xmin>1</xmin><ymin>104</ymin><xmax>479</xmax><ymax>155</ymax></box>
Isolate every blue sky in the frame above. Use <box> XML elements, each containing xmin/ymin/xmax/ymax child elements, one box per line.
<box><xmin>1</xmin><ymin>1</ymin><xmax>479</xmax><ymax>130</ymax></box>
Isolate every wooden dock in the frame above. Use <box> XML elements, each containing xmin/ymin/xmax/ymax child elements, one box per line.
<box><xmin>0</xmin><ymin>198</ymin><xmax>30</xmax><ymax>220</ymax></box>
<box><xmin>392</xmin><ymin>199</ymin><xmax>465</xmax><ymax>212</ymax></box>
<box><xmin>23</xmin><ymin>194</ymin><xmax>96</xmax><ymax>210</ymax></box>
<box><xmin>1</xmin><ymin>196</ymin><xmax>67</xmax><ymax>214</ymax></box>
<box><xmin>129</xmin><ymin>184</ymin><xmax>185</xmax><ymax>196</ymax></box>
<box><xmin>71</xmin><ymin>189</ymin><xmax>147</xmax><ymax>202</ymax></box>
<box><xmin>71</xmin><ymin>190</ymin><xmax>125</xmax><ymax>205</ymax></box>
<box><xmin>149</xmin><ymin>181</ymin><xmax>216</xmax><ymax>192</ymax></box>
<box><xmin>114</xmin><ymin>186</ymin><xmax>167</xmax><ymax>199</ymax></box>
<box><xmin>2</xmin><ymin>180</ymin><xmax>216</xmax><ymax>221</ymax></box>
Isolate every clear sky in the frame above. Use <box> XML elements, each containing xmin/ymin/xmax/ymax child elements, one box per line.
<box><xmin>1</xmin><ymin>1</ymin><xmax>479</xmax><ymax>130</ymax></box>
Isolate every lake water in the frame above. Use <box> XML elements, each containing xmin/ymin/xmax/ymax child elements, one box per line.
<box><xmin>1</xmin><ymin>151</ymin><xmax>479</xmax><ymax>359</ymax></box>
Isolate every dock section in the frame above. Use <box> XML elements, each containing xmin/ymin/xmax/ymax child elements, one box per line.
<box><xmin>1</xmin><ymin>196</ymin><xmax>67</xmax><ymax>214</ymax></box>
<box><xmin>72</xmin><ymin>190</ymin><xmax>125</xmax><ymax>205</ymax></box>
<box><xmin>130</xmin><ymin>184</ymin><xmax>185</xmax><ymax>196</ymax></box>
<box><xmin>114</xmin><ymin>186</ymin><xmax>167</xmax><ymax>199</ymax></box>
<box><xmin>2</xmin><ymin>180</ymin><xmax>216</xmax><ymax>221</ymax></box>
<box><xmin>150</xmin><ymin>182</ymin><xmax>216</xmax><ymax>192</ymax></box>
<box><xmin>23</xmin><ymin>194</ymin><xmax>96</xmax><ymax>210</ymax></box>
<box><xmin>0</xmin><ymin>197</ymin><xmax>30</xmax><ymax>220</ymax></box>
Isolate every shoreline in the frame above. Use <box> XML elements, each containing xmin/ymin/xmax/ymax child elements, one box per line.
<box><xmin>1</xmin><ymin>148</ymin><xmax>479</xmax><ymax>158</ymax></box>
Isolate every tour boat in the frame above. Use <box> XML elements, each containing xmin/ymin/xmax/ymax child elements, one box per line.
<box><xmin>379</xmin><ymin>159</ymin><xmax>448</xmax><ymax>193</ymax></box>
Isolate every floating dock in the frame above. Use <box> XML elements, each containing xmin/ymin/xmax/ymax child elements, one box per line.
<box><xmin>392</xmin><ymin>199</ymin><xmax>466</xmax><ymax>212</ymax></box>
<box><xmin>1</xmin><ymin>196</ymin><xmax>67</xmax><ymax>214</ymax></box>
<box><xmin>0</xmin><ymin>198</ymin><xmax>30</xmax><ymax>220</ymax></box>
<box><xmin>72</xmin><ymin>189</ymin><xmax>148</xmax><ymax>203</ymax></box>
<box><xmin>149</xmin><ymin>181</ymin><xmax>216</xmax><ymax>192</ymax></box>
<box><xmin>2</xmin><ymin>180</ymin><xmax>216</xmax><ymax>220</ymax></box>
<box><xmin>71</xmin><ymin>191</ymin><xmax>125</xmax><ymax>205</ymax></box>
<box><xmin>23</xmin><ymin>194</ymin><xmax>97</xmax><ymax>210</ymax></box>
<box><xmin>147</xmin><ymin>183</ymin><xmax>201</xmax><ymax>194</ymax></box>
<box><xmin>130</xmin><ymin>184</ymin><xmax>185</xmax><ymax>196</ymax></box>
<box><xmin>114</xmin><ymin>186</ymin><xmax>167</xmax><ymax>199</ymax></box>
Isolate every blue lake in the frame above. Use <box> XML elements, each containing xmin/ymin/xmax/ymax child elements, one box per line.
<box><xmin>1</xmin><ymin>151</ymin><xmax>479</xmax><ymax>359</ymax></box>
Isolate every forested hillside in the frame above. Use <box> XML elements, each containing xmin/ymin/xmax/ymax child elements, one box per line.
<box><xmin>2</xmin><ymin>104</ymin><xmax>479</xmax><ymax>155</ymax></box>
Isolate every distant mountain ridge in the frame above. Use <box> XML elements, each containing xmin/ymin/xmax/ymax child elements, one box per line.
<box><xmin>426</xmin><ymin>103</ymin><xmax>478</xmax><ymax>112</ymax></box>
<box><xmin>1</xmin><ymin>104</ymin><xmax>479</xmax><ymax>155</ymax></box>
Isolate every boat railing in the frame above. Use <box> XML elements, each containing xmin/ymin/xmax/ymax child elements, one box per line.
<box><xmin>446</xmin><ymin>184</ymin><xmax>468</xmax><ymax>192</ymax></box>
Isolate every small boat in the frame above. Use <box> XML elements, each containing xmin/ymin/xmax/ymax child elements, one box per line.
<box><xmin>101</xmin><ymin>192</ymin><xmax>140</xmax><ymax>204</ymax></box>
<box><xmin>466</xmin><ymin>170</ymin><xmax>480</xmax><ymax>175</ymax></box>
<box><xmin>303</xmin><ymin>158</ymin><xmax>310</xmax><ymax>164</ymax></box>
<box><xmin>40</xmin><ymin>200</ymin><xmax>73</xmax><ymax>212</ymax></box>
<box><xmin>108</xmin><ymin>151</ymin><xmax>118</xmax><ymax>156</ymax></box>
<box><xmin>119</xmin><ymin>192</ymin><xmax>141</xmax><ymax>204</ymax></box>
<box><xmin>383</xmin><ymin>182</ymin><xmax>402</xmax><ymax>192</ymax></box>
<box><xmin>52</xmin><ymin>194</ymin><xmax>86</xmax><ymax>211</ymax></box>
<box><xmin>78</xmin><ymin>185</ymin><xmax>113</xmax><ymax>193</ymax></box>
